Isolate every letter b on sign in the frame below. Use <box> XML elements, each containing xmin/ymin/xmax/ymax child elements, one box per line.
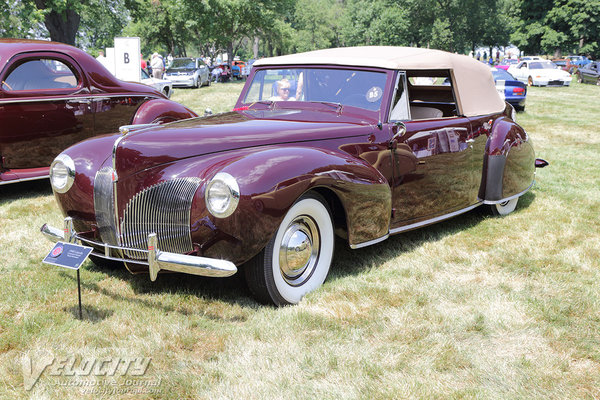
<box><xmin>124</xmin><ymin>53</ymin><xmax>130</xmax><ymax>64</ymax></box>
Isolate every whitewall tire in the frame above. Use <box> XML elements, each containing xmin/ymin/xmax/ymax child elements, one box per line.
<box><xmin>491</xmin><ymin>197</ymin><xmax>519</xmax><ymax>216</ymax></box>
<box><xmin>245</xmin><ymin>193</ymin><xmax>334</xmax><ymax>306</ymax></box>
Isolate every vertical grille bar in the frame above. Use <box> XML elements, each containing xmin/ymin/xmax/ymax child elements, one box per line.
<box><xmin>120</xmin><ymin>178</ymin><xmax>201</xmax><ymax>259</ymax></box>
<box><xmin>94</xmin><ymin>167</ymin><xmax>120</xmax><ymax>246</ymax></box>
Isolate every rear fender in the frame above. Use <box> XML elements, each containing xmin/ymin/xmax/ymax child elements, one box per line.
<box><xmin>132</xmin><ymin>99</ymin><xmax>198</xmax><ymax>125</ymax></box>
<box><xmin>481</xmin><ymin>117</ymin><xmax>535</xmax><ymax>201</ymax></box>
<box><xmin>189</xmin><ymin>146</ymin><xmax>392</xmax><ymax>265</ymax></box>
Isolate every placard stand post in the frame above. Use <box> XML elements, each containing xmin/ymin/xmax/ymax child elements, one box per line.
<box><xmin>77</xmin><ymin>269</ymin><xmax>83</xmax><ymax>320</ymax></box>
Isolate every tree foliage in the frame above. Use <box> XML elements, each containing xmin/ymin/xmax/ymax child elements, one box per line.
<box><xmin>1</xmin><ymin>0</ymin><xmax>599</xmax><ymax>59</ymax></box>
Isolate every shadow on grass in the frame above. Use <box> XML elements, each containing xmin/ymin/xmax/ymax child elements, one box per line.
<box><xmin>0</xmin><ymin>179</ymin><xmax>53</xmax><ymax>205</ymax></box>
<box><xmin>330</xmin><ymin>190</ymin><xmax>536</xmax><ymax>280</ymax></box>
<box><xmin>64</xmin><ymin>304</ymin><xmax>114</xmax><ymax>322</ymax></box>
<box><xmin>64</xmin><ymin>191</ymin><xmax>536</xmax><ymax>311</ymax></box>
<box><xmin>61</xmin><ymin>264</ymin><xmax>259</xmax><ymax>318</ymax></box>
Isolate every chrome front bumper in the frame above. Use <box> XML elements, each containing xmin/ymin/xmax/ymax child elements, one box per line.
<box><xmin>40</xmin><ymin>217</ymin><xmax>237</xmax><ymax>280</ymax></box>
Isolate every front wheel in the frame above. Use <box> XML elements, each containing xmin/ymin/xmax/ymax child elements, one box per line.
<box><xmin>490</xmin><ymin>197</ymin><xmax>519</xmax><ymax>216</ymax></box>
<box><xmin>245</xmin><ymin>193</ymin><xmax>334</xmax><ymax>306</ymax></box>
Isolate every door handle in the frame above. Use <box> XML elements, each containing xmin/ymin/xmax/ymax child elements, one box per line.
<box><xmin>67</xmin><ymin>98</ymin><xmax>91</xmax><ymax>105</ymax></box>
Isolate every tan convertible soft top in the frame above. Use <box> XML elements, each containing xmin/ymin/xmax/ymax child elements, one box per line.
<box><xmin>253</xmin><ymin>46</ymin><xmax>505</xmax><ymax>117</ymax></box>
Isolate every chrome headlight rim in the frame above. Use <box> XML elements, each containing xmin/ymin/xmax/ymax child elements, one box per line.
<box><xmin>49</xmin><ymin>154</ymin><xmax>76</xmax><ymax>194</ymax></box>
<box><xmin>205</xmin><ymin>172</ymin><xmax>240</xmax><ymax>218</ymax></box>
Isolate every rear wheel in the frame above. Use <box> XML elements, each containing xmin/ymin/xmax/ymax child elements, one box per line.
<box><xmin>490</xmin><ymin>198</ymin><xmax>519</xmax><ymax>216</ymax></box>
<box><xmin>245</xmin><ymin>193</ymin><xmax>334</xmax><ymax>306</ymax></box>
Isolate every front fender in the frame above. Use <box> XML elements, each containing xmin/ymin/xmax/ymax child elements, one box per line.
<box><xmin>187</xmin><ymin>146</ymin><xmax>391</xmax><ymax>265</ymax></box>
<box><xmin>482</xmin><ymin>117</ymin><xmax>535</xmax><ymax>201</ymax></box>
<box><xmin>132</xmin><ymin>99</ymin><xmax>198</xmax><ymax>125</ymax></box>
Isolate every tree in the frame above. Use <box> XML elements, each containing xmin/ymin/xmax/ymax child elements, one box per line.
<box><xmin>29</xmin><ymin>0</ymin><xmax>84</xmax><ymax>45</ymax></box>
<box><xmin>0</xmin><ymin>0</ymin><xmax>44</xmax><ymax>38</ymax></box>
<box><xmin>292</xmin><ymin>0</ymin><xmax>342</xmax><ymax>52</ymax></box>
<box><xmin>341</xmin><ymin>0</ymin><xmax>410</xmax><ymax>47</ymax></box>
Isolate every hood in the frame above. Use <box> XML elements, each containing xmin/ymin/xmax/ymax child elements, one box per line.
<box><xmin>167</xmin><ymin>67</ymin><xmax>196</xmax><ymax>74</ymax></box>
<box><xmin>535</xmin><ymin>69</ymin><xmax>571</xmax><ymax>78</ymax></box>
<box><xmin>114</xmin><ymin>110</ymin><xmax>374</xmax><ymax>179</ymax></box>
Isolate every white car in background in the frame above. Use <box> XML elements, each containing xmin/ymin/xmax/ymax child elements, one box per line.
<box><xmin>508</xmin><ymin>60</ymin><xmax>572</xmax><ymax>87</ymax></box>
<box><xmin>141</xmin><ymin>68</ymin><xmax>173</xmax><ymax>97</ymax></box>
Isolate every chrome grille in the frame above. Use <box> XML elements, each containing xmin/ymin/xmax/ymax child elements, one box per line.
<box><xmin>121</xmin><ymin>178</ymin><xmax>201</xmax><ymax>259</ymax></box>
<box><xmin>94</xmin><ymin>167</ymin><xmax>120</xmax><ymax>246</ymax></box>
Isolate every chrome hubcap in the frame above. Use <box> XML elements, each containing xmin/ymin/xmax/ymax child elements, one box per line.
<box><xmin>279</xmin><ymin>216</ymin><xmax>319</xmax><ymax>286</ymax></box>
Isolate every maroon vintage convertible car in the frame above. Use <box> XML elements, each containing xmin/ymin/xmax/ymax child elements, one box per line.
<box><xmin>42</xmin><ymin>47</ymin><xmax>546</xmax><ymax>305</ymax></box>
<box><xmin>0</xmin><ymin>39</ymin><xmax>196</xmax><ymax>185</ymax></box>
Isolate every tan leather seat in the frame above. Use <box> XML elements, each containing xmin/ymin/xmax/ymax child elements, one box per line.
<box><xmin>410</xmin><ymin>106</ymin><xmax>443</xmax><ymax>119</ymax></box>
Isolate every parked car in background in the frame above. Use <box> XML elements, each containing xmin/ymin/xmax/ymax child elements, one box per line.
<box><xmin>164</xmin><ymin>57</ymin><xmax>210</xmax><ymax>88</ymax></box>
<box><xmin>576</xmin><ymin>61</ymin><xmax>600</xmax><ymax>85</ymax></box>
<box><xmin>552</xmin><ymin>59</ymin><xmax>575</xmax><ymax>74</ymax></box>
<box><xmin>491</xmin><ymin>67</ymin><xmax>527</xmax><ymax>111</ymax></box>
<box><xmin>521</xmin><ymin>56</ymin><xmax>543</xmax><ymax>61</ymax></box>
<box><xmin>42</xmin><ymin>46</ymin><xmax>544</xmax><ymax>305</ymax></box>
<box><xmin>567</xmin><ymin>55</ymin><xmax>591</xmax><ymax>68</ymax></box>
<box><xmin>141</xmin><ymin>68</ymin><xmax>173</xmax><ymax>97</ymax></box>
<box><xmin>496</xmin><ymin>58</ymin><xmax>519</xmax><ymax>71</ymax></box>
<box><xmin>0</xmin><ymin>39</ymin><xmax>197</xmax><ymax>186</ymax></box>
<box><xmin>508</xmin><ymin>60</ymin><xmax>572</xmax><ymax>86</ymax></box>
<box><xmin>232</xmin><ymin>60</ymin><xmax>246</xmax><ymax>80</ymax></box>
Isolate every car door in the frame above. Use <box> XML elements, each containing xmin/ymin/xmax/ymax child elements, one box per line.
<box><xmin>386</xmin><ymin>72</ymin><xmax>480</xmax><ymax>229</ymax></box>
<box><xmin>198</xmin><ymin>59</ymin><xmax>209</xmax><ymax>84</ymax></box>
<box><xmin>92</xmin><ymin>93</ymin><xmax>150</xmax><ymax>135</ymax></box>
<box><xmin>582</xmin><ymin>63</ymin><xmax>598</xmax><ymax>83</ymax></box>
<box><xmin>0</xmin><ymin>52</ymin><xmax>94</xmax><ymax>170</ymax></box>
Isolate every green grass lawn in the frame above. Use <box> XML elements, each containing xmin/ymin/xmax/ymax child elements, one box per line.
<box><xmin>1</xmin><ymin>81</ymin><xmax>599</xmax><ymax>399</ymax></box>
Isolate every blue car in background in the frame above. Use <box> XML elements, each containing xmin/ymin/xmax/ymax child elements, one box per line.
<box><xmin>567</xmin><ymin>55</ymin><xmax>591</xmax><ymax>68</ymax></box>
<box><xmin>491</xmin><ymin>67</ymin><xmax>527</xmax><ymax>111</ymax></box>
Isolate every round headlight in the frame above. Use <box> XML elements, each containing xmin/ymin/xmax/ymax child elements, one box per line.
<box><xmin>205</xmin><ymin>172</ymin><xmax>240</xmax><ymax>218</ymax></box>
<box><xmin>49</xmin><ymin>154</ymin><xmax>75</xmax><ymax>193</ymax></box>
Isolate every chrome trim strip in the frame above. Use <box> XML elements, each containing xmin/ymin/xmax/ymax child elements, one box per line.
<box><xmin>94</xmin><ymin>167</ymin><xmax>120</xmax><ymax>247</ymax></box>
<box><xmin>350</xmin><ymin>233</ymin><xmax>390</xmax><ymax>249</ymax></box>
<box><xmin>0</xmin><ymin>94</ymin><xmax>156</xmax><ymax>105</ymax></box>
<box><xmin>482</xmin><ymin>181</ymin><xmax>534</xmax><ymax>205</ymax></box>
<box><xmin>389</xmin><ymin>203</ymin><xmax>481</xmax><ymax>235</ymax></box>
<box><xmin>0</xmin><ymin>175</ymin><xmax>49</xmax><ymax>185</ymax></box>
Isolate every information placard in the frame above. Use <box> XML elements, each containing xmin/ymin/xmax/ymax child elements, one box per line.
<box><xmin>43</xmin><ymin>242</ymin><xmax>93</xmax><ymax>270</ymax></box>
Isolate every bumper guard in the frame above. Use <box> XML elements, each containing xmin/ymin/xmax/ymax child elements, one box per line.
<box><xmin>40</xmin><ymin>217</ymin><xmax>237</xmax><ymax>280</ymax></box>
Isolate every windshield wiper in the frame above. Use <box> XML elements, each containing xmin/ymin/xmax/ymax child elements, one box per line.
<box><xmin>307</xmin><ymin>101</ymin><xmax>343</xmax><ymax>114</ymax></box>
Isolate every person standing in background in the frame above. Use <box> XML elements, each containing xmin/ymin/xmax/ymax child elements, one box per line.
<box><xmin>151</xmin><ymin>53</ymin><xmax>164</xmax><ymax>79</ymax></box>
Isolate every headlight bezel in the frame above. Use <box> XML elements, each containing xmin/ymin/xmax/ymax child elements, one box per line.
<box><xmin>49</xmin><ymin>154</ymin><xmax>76</xmax><ymax>193</ymax></box>
<box><xmin>205</xmin><ymin>172</ymin><xmax>240</xmax><ymax>218</ymax></box>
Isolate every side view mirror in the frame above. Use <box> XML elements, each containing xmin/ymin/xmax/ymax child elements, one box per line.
<box><xmin>389</xmin><ymin>122</ymin><xmax>407</xmax><ymax>149</ymax></box>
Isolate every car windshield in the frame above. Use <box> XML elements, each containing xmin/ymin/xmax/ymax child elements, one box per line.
<box><xmin>170</xmin><ymin>58</ymin><xmax>196</xmax><ymax>69</ymax></box>
<box><xmin>243</xmin><ymin>67</ymin><xmax>388</xmax><ymax>111</ymax></box>
<box><xmin>492</xmin><ymin>69</ymin><xmax>516</xmax><ymax>81</ymax></box>
<box><xmin>530</xmin><ymin>61</ymin><xmax>557</xmax><ymax>70</ymax></box>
